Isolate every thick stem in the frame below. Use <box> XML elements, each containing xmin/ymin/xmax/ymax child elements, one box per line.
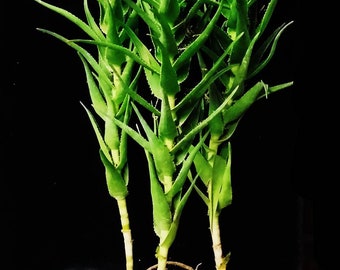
<box><xmin>211</xmin><ymin>214</ymin><xmax>225</xmax><ymax>270</ymax></box>
<box><xmin>117</xmin><ymin>198</ymin><xmax>133</xmax><ymax>270</ymax></box>
<box><xmin>211</xmin><ymin>213</ymin><xmax>231</xmax><ymax>270</ymax></box>
<box><xmin>156</xmin><ymin>230</ymin><xmax>171</xmax><ymax>270</ymax></box>
<box><xmin>208</xmin><ymin>136</ymin><xmax>229</xmax><ymax>269</ymax></box>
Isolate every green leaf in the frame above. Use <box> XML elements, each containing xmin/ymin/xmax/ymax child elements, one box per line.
<box><xmin>193</xmin><ymin>149</ymin><xmax>213</xmax><ymax>187</ymax></box>
<box><xmin>172</xmin><ymin>102</ymin><xmax>202</xmax><ymax>166</ymax></box>
<box><xmin>166</xmin><ymin>131</ymin><xmax>209</xmax><ymax>201</ymax></box>
<box><xmin>210</xmin><ymin>155</ymin><xmax>224</xmax><ymax>219</ymax></box>
<box><xmin>35</xmin><ymin>0</ymin><xmax>103</xmax><ymax>41</ymax></box>
<box><xmin>254</xmin><ymin>0</ymin><xmax>278</xmax><ymax>38</ymax></box>
<box><xmin>218</xmin><ymin>120</ymin><xmax>241</xmax><ymax>142</ymax></box>
<box><xmin>172</xmin><ymin>87</ymin><xmax>239</xmax><ymax>154</ymax></box>
<box><xmin>189</xmin><ymin>172</ymin><xmax>209</xmax><ymax>205</ymax></box>
<box><xmin>226</xmin><ymin>0</ymin><xmax>251</xmax><ymax>65</ymax></box>
<box><xmin>111</xmin><ymin>64</ymin><xmax>160</xmax><ymax>116</ymax></box>
<box><xmin>36</xmin><ymin>29</ymin><xmax>114</xmax><ymax>97</ymax></box>
<box><xmin>123</xmin><ymin>0</ymin><xmax>161</xmax><ymax>35</ymax></box>
<box><xmin>158</xmin><ymin>92</ymin><xmax>177</xmax><ymax>146</ymax></box>
<box><xmin>83</xmin><ymin>0</ymin><xmax>106</xmax><ymax>40</ymax></box>
<box><xmin>117</xmin><ymin>96</ymin><xmax>131</xmax><ymax>171</ymax></box>
<box><xmin>154</xmin><ymin>9</ymin><xmax>179</xmax><ymax>60</ymax></box>
<box><xmin>173</xmin><ymin>32</ymin><xmax>243</xmax><ymax>114</ymax></box>
<box><xmin>104</xmin><ymin>106</ymin><xmax>120</xmax><ymax>155</ymax></box>
<box><xmin>208</xmin><ymin>84</ymin><xmax>225</xmax><ymax>138</ymax></box>
<box><xmin>257</xmin><ymin>81</ymin><xmax>294</xmax><ymax>100</ymax></box>
<box><xmin>79</xmin><ymin>54</ymin><xmax>107</xmax><ymax>116</ymax></box>
<box><xmin>102</xmin><ymin>1</ymin><xmax>126</xmax><ymax>66</ymax></box>
<box><xmin>222</xmin><ymin>81</ymin><xmax>265</xmax><ymax>125</ymax></box>
<box><xmin>159</xmin><ymin>0</ymin><xmax>179</xmax><ymax>26</ymax></box>
<box><xmin>145</xmin><ymin>151</ymin><xmax>172</xmax><ymax>237</ymax></box>
<box><xmin>80</xmin><ymin>102</ymin><xmax>112</xmax><ymax>163</ymax></box>
<box><xmin>121</xmin><ymin>24</ymin><xmax>163</xmax><ymax>99</ymax></box>
<box><xmin>173</xmin><ymin>0</ymin><xmax>226</xmax><ymax>72</ymax></box>
<box><xmin>162</xmin><ymin>172</ymin><xmax>199</xmax><ymax>248</ymax></box>
<box><xmin>159</xmin><ymin>41</ymin><xmax>180</xmax><ymax>96</ymax></box>
<box><xmin>111</xmin><ymin>114</ymin><xmax>152</xmax><ymax>153</ymax></box>
<box><xmin>248</xmin><ymin>21</ymin><xmax>294</xmax><ymax>79</ymax></box>
<box><xmin>132</xmin><ymin>103</ymin><xmax>175</xmax><ymax>181</ymax></box>
<box><xmin>144</xmin><ymin>70</ymin><xmax>162</xmax><ymax>100</ymax></box>
<box><xmin>157</xmin><ymin>42</ymin><xmax>179</xmax><ymax>144</ymax></box>
<box><xmin>77</xmin><ymin>45</ymin><xmax>159</xmax><ymax>116</ymax></box>
<box><xmin>230</xmin><ymin>31</ymin><xmax>260</xmax><ymax>93</ymax></box>
<box><xmin>218</xmin><ymin>142</ymin><xmax>232</xmax><ymax>210</ymax></box>
<box><xmin>100</xmin><ymin>150</ymin><xmax>128</xmax><ymax>200</ymax></box>
<box><xmin>71</xmin><ymin>38</ymin><xmax>159</xmax><ymax>73</ymax></box>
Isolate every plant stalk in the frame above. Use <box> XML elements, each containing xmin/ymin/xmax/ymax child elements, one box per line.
<box><xmin>117</xmin><ymin>197</ymin><xmax>133</xmax><ymax>270</ymax></box>
<box><xmin>211</xmin><ymin>213</ymin><xmax>228</xmax><ymax>270</ymax></box>
<box><xmin>157</xmin><ymin>246</ymin><xmax>169</xmax><ymax>270</ymax></box>
<box><xmin>208</xmin><ymin>136</ymin><xmax>229</xmax><ymax>270</ymax></box>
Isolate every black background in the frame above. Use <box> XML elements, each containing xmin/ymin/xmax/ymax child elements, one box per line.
<box><xmin>2</xmin><ymin>1</ymin><xmax>337</xmax><ymax>270</ymax></box>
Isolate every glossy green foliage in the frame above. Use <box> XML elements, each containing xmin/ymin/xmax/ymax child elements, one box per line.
<box><xmin>36</xmin><ymin>0</ymin><xmax>294</xmax><ymax>269</ymax></box>
<box><xmin>35</xmin><ymin>0</ymin><xmax>141</xmax><ymax>199</ymax></box>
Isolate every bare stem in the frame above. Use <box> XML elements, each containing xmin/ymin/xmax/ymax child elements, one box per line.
<box><xmin>117</xmin><ymin>198</ymin><xmax>133</xmax><ymax>270</ymax></box>
<box><xmin>156</xmin><ymin>230</ymin><xmax>171</xmax><ymax>270</ymax></box>
<box><xmin>208</xmin><ymin>136</ymin><xmax>230</xmax><ymax>270</ymax></box>
<box><xmin>211</xmin><ymin>214</ymin><xmax>224</xmax><ymax>270</ymax></box>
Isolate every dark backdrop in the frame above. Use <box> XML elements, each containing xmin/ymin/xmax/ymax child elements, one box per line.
<box><xmin>2</xmin><ymin>1</ymin><xmax>336</xmax><ymax>270</ymax></box>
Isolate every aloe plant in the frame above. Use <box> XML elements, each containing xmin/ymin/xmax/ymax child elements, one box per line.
<box><xmin>109</xmin><ymin>2</ymin><xmax>243</xmax><ymax>269</ymax></box>
<box><xmin>35</xmin><ymin>0</ymin><xmax>294</xmax><ymax>269</ymax></box>
<box><xmin>34</xmin><ymin>0</ymin><xmax>141</xmax><ymax>269</ymax></box>
<box><xmin>186</xmin><ymin>1</ymin><xmax>294</xmax><ymax>269</ymax></box>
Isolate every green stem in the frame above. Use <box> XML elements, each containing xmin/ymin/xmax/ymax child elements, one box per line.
<box><xmin>117</xmin><ymin>198</ymin><xmax>133</xmax><ymax>270</ymax></box>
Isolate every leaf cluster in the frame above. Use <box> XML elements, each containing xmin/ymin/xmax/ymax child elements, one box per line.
<box><xmin>35</xmin><ymin>0</ymin><xmax>294</xmax><ymax>268</ymax></box>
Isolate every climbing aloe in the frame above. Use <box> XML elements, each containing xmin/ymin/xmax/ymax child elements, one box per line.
<box><xmin>188</xmin><ymin>1</ymin><xmax>294</xmax><ymax>269</ymax></box>
<box><xmin>34</xmin><ymin>0</ymin><xmax>140</xmax><ymax>269</ymax></box>
<box><xmin>110</xmin><ymin>1</ymin><xmax>241</xmax><ymax>268</ymax></box>
<box><xmin>35</xmin><ymin>0</ymin><xmax>294</xmax><ymax>269</ymax></box>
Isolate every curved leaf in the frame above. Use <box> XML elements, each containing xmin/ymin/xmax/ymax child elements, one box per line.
<box><xmin>145</xmin><ymin>151</ymin><xmax>172</xmax><ymax>237</ymax></box>
<box><xmin>100</xmin><ymin>150</ymin><xmax>128</xmax><ymax>200</ymax></box>
<box><xmin>35</xmin><ymin>0</ymin><xmax>103</xmax><ymax>41</ymax></box>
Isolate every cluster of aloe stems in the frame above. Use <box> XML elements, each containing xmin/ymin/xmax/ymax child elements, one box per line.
<box><xmin>35</xmin><ymin>0</ymin><xmax>293</xmax><ymax>269</ymax></box>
